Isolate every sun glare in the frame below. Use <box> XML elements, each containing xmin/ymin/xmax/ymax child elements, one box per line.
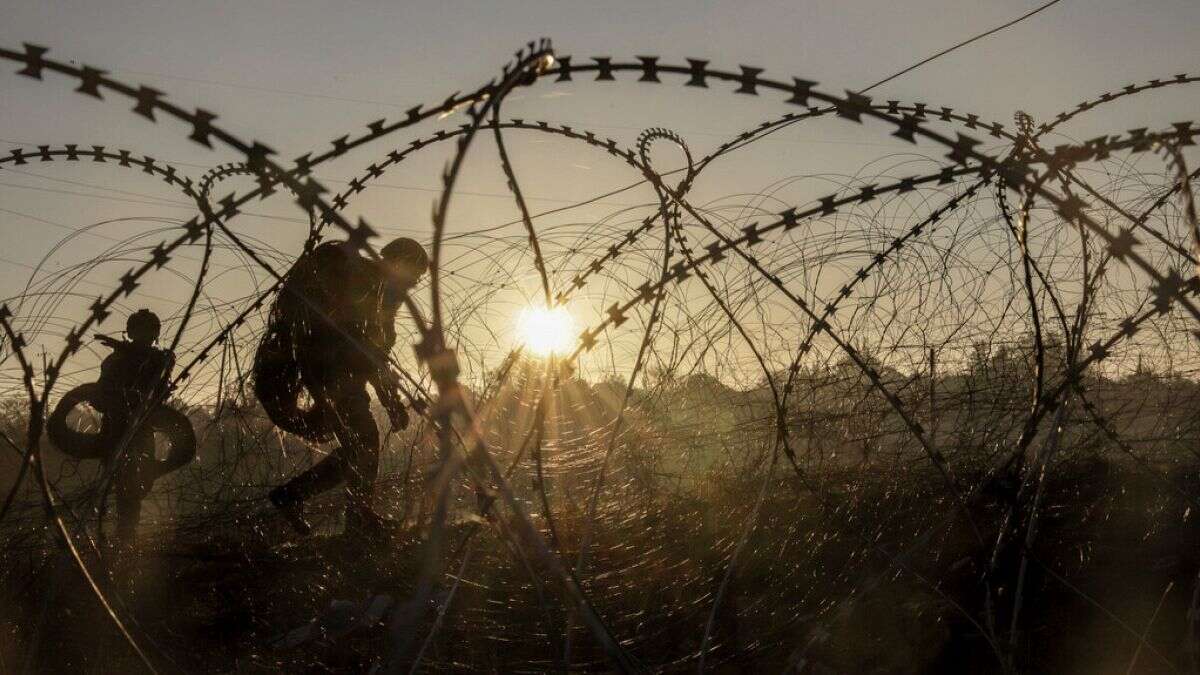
<box><xmin>516</xmin><ymin>305</ymin><xmax>576</xmax><ymax>357</ymax></box>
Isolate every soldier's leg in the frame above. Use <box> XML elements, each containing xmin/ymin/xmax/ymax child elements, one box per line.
<box><xmin>114</xmin><ymin>471</ymin><xmax>143</xmax><ymax>546</ymax></box>
<box><xmin>268</xmin><ymin>372</ymin><xmax>378</xmax><ymax>535</ymax></box>
<box><xmin>99</xmin><ymin>404</ymin><xmax>131</xmax><ymax>460</ymax></box>
<box><xmin>113</xmin><ymin>431</ymin><xmax>154</xmax><ymax>547</ymax></box>
<box><xmin>329</xmin><ymin>382</ymin><xmax>380</xmax><ymax>515</ymax></box>
<box><xmin>270</xmin><ymin>446</ymin><xmax>348</xmax><ymax>506</ymax></box>
<box><xmin>270</xmin><ymin>370</ymin><xmax>349</xmax><ymax>506</ymax></box>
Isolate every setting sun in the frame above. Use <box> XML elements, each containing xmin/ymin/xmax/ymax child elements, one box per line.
<box><xmin>516</xmin><ymin>305</ymin><xmax>577</xmax><ymax>357</ymax></box>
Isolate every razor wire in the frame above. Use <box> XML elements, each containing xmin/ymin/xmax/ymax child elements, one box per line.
<box><xmin>0</xmin><ymin>41</ymin><xmax>1198</xmax><ymax>673</ymax></box>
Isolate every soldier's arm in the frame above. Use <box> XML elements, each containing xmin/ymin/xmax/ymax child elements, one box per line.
<box><xmin>368</xmin><ymin>365</ymin><xmax>409</xmax><ymax>430</ymax></box>
<box><xmin>154</xmin><ymin>349</ymin><xmax>176</xmax><ymax>398</ymax></box>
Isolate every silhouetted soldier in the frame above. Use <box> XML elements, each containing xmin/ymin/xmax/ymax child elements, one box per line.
<box><xmin>257</xmin><ymin>238</ymin><xmax>428</xmax><ymax>536</ymax></box>
<box><xmin>102</xmin><ymin>310</ymin><xmax>179</xmax><ymax>545</ymax></box>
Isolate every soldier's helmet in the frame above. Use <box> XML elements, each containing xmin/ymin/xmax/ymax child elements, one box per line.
<box><xmin>126</xmin><ymin>309</ymin><xmax>161</xmax><ymax>345</ymax></box>
<box><xmin>380</xmin><ymin>237</ymin><xmax>429</xmax><ymax>285</ymax></box>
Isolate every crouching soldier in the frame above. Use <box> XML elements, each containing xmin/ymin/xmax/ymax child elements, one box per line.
<box><xmin>255</xmin><ymin>237</ymin><xmax>428</xmax><ymax>536</ymax></box>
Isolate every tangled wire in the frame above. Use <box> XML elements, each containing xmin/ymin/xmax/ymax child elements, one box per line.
<box><xmin>2</xmin><ymin>39</ymin><xmax>1200</xmax><ymax>673</ymax></box>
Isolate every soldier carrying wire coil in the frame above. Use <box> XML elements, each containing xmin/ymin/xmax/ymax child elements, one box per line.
<box><xmin>47</xmin><ymin>309</ymin><xmax>195</xmax><ymax>547</ymax></box>
<box><xmin>255</xmin><ymin>237</ymin><xmax>428</xmax><ymax>536</ymax></box>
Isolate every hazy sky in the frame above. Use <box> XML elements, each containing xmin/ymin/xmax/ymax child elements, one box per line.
<box><xmin>5</xmin><ymin>1</ymin><xmax>1198</xmax><ymax>137</ymax></box>
<box><xmin>2</xmin><ymin>0</ymin><xmax>1199</xmax><ymax>386</ymax></box>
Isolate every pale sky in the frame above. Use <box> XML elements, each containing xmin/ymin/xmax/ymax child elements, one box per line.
<box><xmin>2</xmin><ymin>0</ymin><xmax>1199</xmax><ymax>391</ymax></box>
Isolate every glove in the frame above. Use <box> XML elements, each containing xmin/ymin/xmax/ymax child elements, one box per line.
<box><xmin>386</xmin><ymin>399</ymin><xmax>410</xmax><ymax>431</ymax></box>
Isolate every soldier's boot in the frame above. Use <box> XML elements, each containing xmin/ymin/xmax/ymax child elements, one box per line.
<box><xmin>269</xmin><ymin>486</ymin><xmax>313</xmax><ymax>536</ymax></box>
